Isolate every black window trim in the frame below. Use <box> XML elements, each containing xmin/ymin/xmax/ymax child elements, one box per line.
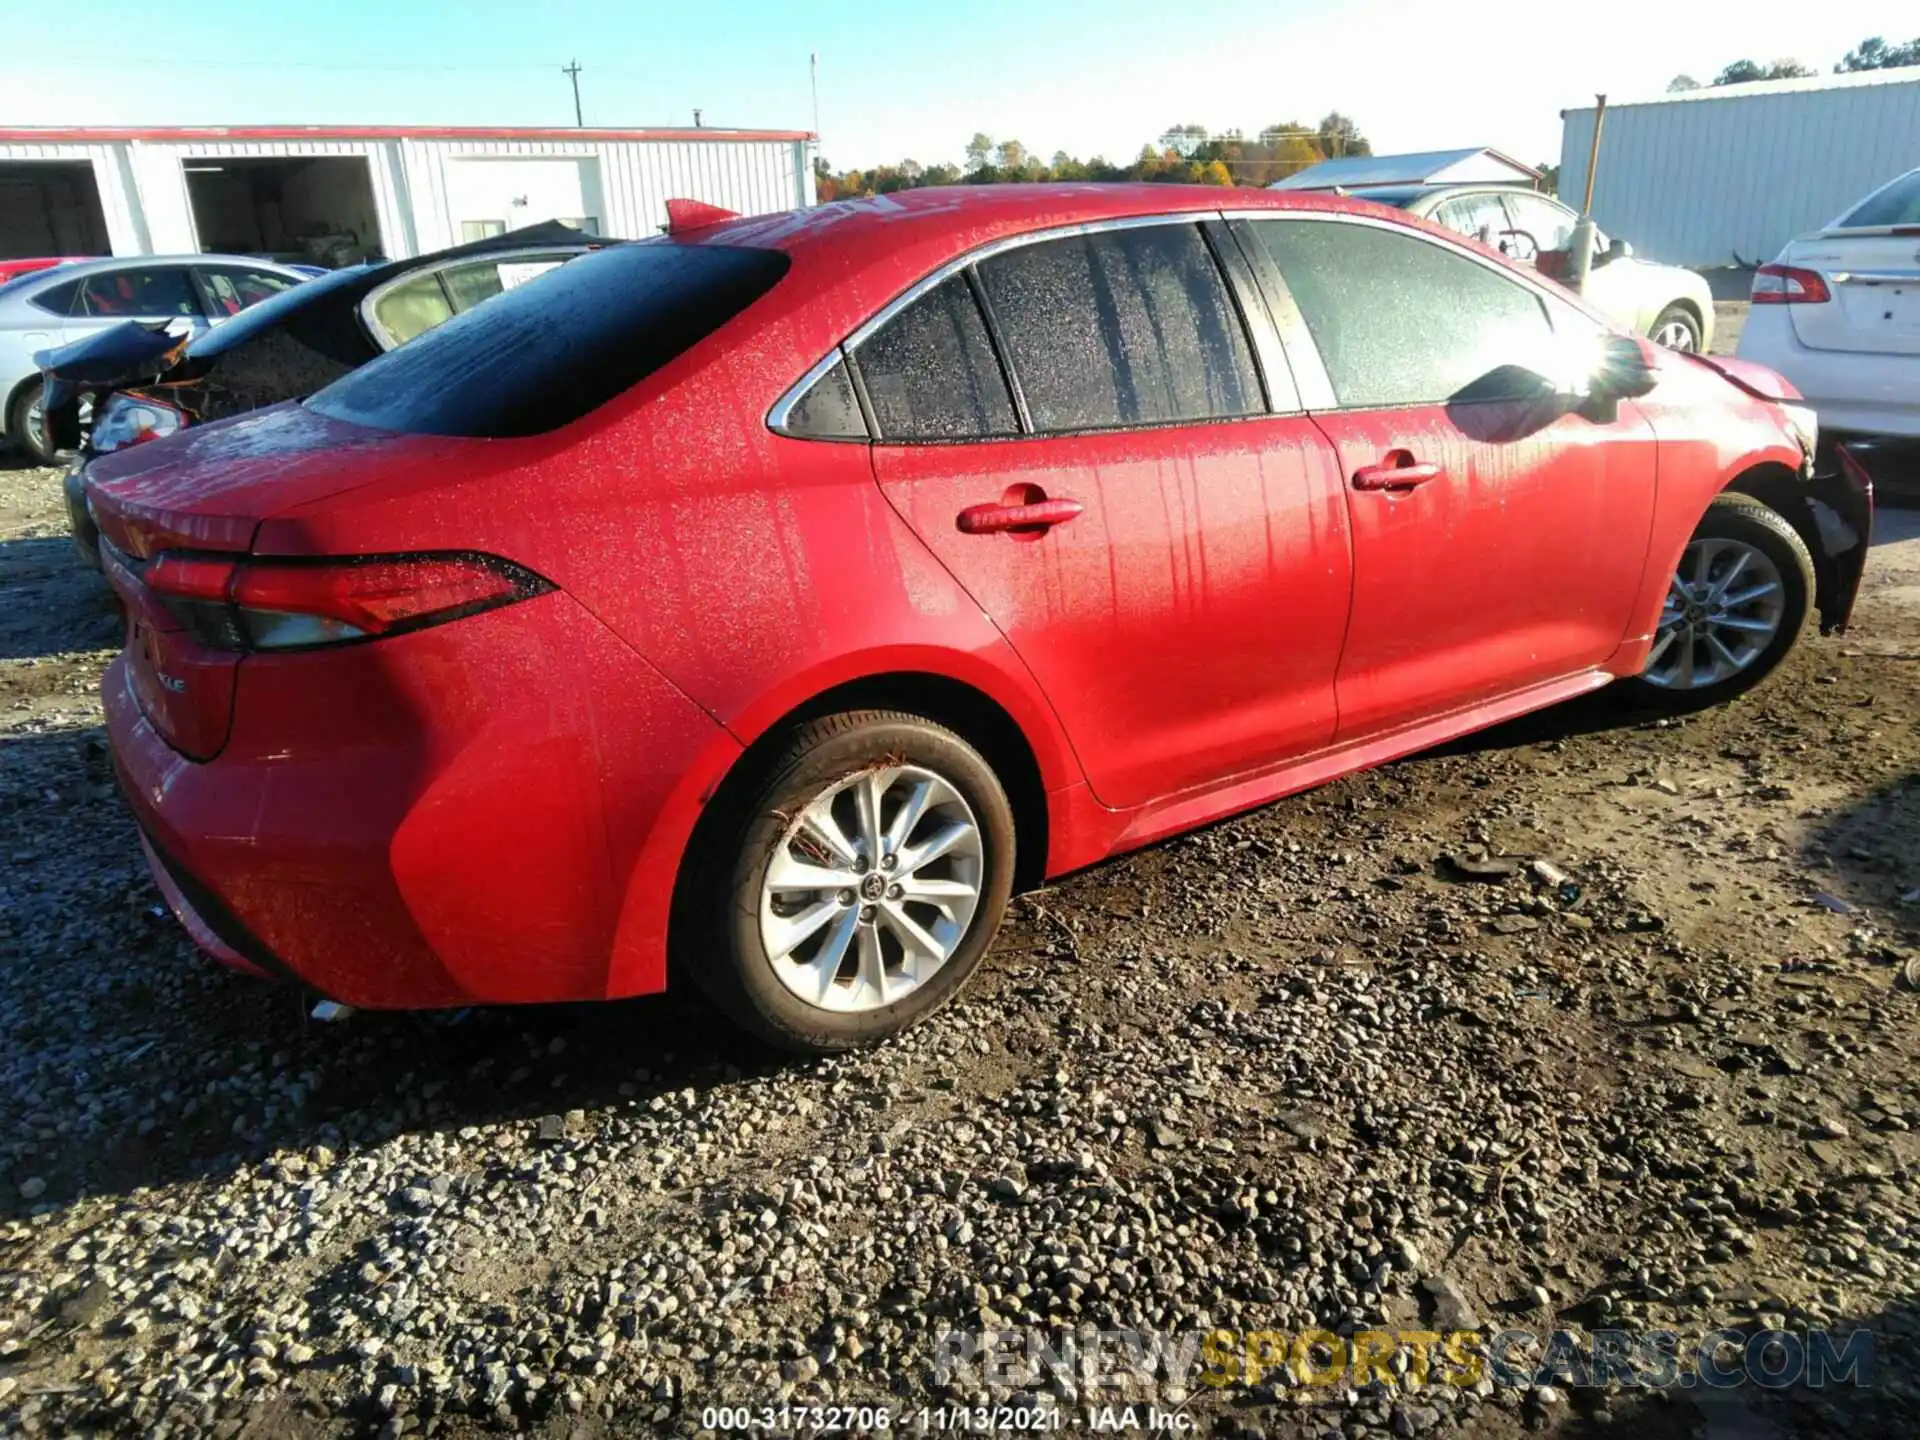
<box><xmin>1223</xmin><ymin>208</ymin><xmax>1611</xmax><ymax>416</ymax></box>
<box><xmin>767</xmin><ymin>211</ymin><xmax>1296</xmax><ymax>444</ymax></box>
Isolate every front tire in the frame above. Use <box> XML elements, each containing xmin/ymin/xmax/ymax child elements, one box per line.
<box><xmin>1650</xmin><ymin>303</ymin><xmax>1702</xmax><ymax>353</ymax></box>
<box><xmin>9</xmin><ymin>379</ymin><xmax>56</xmax><ymax>464</ymax></box>
<box><xmin>1623</xmin><ymin>492</ymin><xmax>1813</xmax><ymax>712</ymax></box>
<box><xmin>682</xmin><ymin>710</ymin><xmax>1016</xmax><ymax>1054</ymax></box>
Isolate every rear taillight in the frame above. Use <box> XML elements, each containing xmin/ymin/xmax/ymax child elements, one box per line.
<box><xmin>1751</xmin><ymin>263</ymin><xmax>1831</xmax><ymax>305</ymax></box>
<box><xmin>92</xmin><ymin>392</ymin><xmax>185</xmax><ymax>454</ymax></box>
<box><xmin>145</xmin><ymin>552</ymin><xmax>551</xmax><ymax>652</ymax></box>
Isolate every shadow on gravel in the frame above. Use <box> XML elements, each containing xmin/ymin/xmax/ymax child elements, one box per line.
<box><xmin>1800</xmin><ymin>769</ymin><xmax>1920</xmax><ymax>948</ymax></box>
<box><xmin>1584</xmin><ymin>1292</ymin><xmax>1920</xmax><ymax>1439</ymax></box>
<box><xmin>0</xmin><ymin>534</ymin><xmax>117</xmax><ymax>661</ymax></box>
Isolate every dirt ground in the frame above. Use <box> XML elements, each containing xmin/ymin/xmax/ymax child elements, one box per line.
<box><xmin>3</xmin><ymin>446</ymin><xmax>1920</xmax><ymax>1440</ymax></box>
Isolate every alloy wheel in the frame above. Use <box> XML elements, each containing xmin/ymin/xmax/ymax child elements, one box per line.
<box><xmin>1653</xmin><ymin>318</ymin><xmax>1697</xmax><ymax>352</ymax></box>
<box><xmin>759</xmin><ymin>764</ymin><xmax>984</xmax><ymax>1013</ymax></box>
<box><xmin>1643</xmin><ymin>537</ymin><xmax>1785</xmax><ymax>690</ymax></box>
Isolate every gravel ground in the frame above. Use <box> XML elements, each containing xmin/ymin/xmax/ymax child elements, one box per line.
<box><xmin>4</xmin><ymin>453</ymin><xmax>1920</xmax><ymax>1439</ymax></box>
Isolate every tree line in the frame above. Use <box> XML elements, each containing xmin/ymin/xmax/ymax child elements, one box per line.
<box><xmin>814</xmin><ymin>113</ymin><xmax>1375</xmax><ymax>202</ymax></box>
<box><xmin>1670</xmin><ymin>33</ymin><xmax>1920</xmax><ymax>91</ymax></box>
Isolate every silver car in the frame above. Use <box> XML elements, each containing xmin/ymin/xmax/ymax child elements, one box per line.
<box><xmin>0</xmin><ymin>255</ymin><xmax>310</xmax><ymax>462</ymax></box>
<box><xmin>1335</xmin><ymin>184</ymin><xmax>1717</xmax><ymax>353</ymax></box>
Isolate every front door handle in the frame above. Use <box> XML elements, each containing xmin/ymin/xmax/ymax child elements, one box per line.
<box><xmin>957</xmin><ymin>497</ymin><xmax>1084</xmax><ymax>535</ymax></box>
<box><xmin>1352</xmin><ymin>453</ymin><xmax>1442</xmax><ymax>492</ymax></box>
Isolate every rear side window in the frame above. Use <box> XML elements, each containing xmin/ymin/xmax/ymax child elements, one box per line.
<box><xmin>1839</xmin><ymin>169</ymin><xmax>1920</xmax><ymax>228</ymax></box>
<box><xmin>369</xmin><ymin>272</ymin><xmax>454</xmax><ymax>346</ymax></box>
<box><xmin>854</xmin><ymin>276</ymin><xmax>1016</xmax><ymax>440</ymax></box>
<box><xmin>782</xmin><ymin>356</ymin><xmax>867</xmax><ymax>440</ymax></box>
<box><xmin>76</xmin><ymin>267</ymin><xmax>199</xmax><ymax>318</ymax></box>
<box><xmin>1251</xmin><ymin>219</ymin><xmax>1554</xmax><ymax>408</ymax></box>
<box><xmin>976</xmin><ymin>223</ymin><xmax>1262</xmax><ymax>432</ymax></box>
<box><xmin>28</xmin><ymin>277</ymin><xmax>80</xmax><ymax>316</ymax></box>
<box><xmin>308</xmin><ymin>241</ymin><xmax>790</xmax><ymax>438</ymax></box>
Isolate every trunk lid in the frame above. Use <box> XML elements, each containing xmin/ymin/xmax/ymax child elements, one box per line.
<box><xmin>87</xmin><ymin>401</ymin><xmax>473</xmax><ymax>759</ymax></box>
<box><xmin>1783</xmin><ymin>232</ymin><xmax>1920</xmax><ymax>356</ymax></box>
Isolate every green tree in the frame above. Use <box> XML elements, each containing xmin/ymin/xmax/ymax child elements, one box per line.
<box><xmin>995</xmin><ymin>139</ymin><xmax>1028</xmax><ymax>172</ymax></box>
<box><xmin>1158</xmin><ymin>123</ymin><xmax>1210</xmax><ymax>157</ymax></box>
<box><xmin>1836</xmin><ymin>35</ymin><xmax>1920</xmax><ymax>71</ymax></box>
<box><xmin>964</xmin><ymin>132</ymin><xmax>994</xmax><ymax>171</ymax></box>
<box><xmin>1535</xmin><ymin>163</ymin><xmax>1560</xmax><ymax>196</ymax></box>
<box><xmin>1714</xmin><ymin>58</ymin><xmax>1813</xmax><ymax>85</ymax></box>
<box><xmin>1667</xmin><ymin>74</ymin><xmax>1701</xmax><ymax>91</ymax></box>
<box><xmin>1316</xmin><ymin>111</ymin><xmax>1370</xmax><ymax>158</ymax></box>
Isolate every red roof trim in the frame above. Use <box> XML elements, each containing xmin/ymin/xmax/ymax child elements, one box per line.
<box><xmin>0</xmin><ymin>125</ymin><xmax>814</xmax><ymax>144</ymax></box>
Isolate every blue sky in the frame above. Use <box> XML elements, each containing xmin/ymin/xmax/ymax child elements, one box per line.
<box><xmin>0</xmin><ymin>0</ymin><xmax>1913</xmax><ymax>172</ymax></box>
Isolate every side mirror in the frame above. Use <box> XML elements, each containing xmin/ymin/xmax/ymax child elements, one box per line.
<box><xmin>1604</xmin><ymin>236</ymin><xmax>1633</xmax><ymax>263</ymax></box>
<box><xmin>1594</xmin><ymin>334</ymin><xmax>1659</xmax><ymax>397</ymax></box>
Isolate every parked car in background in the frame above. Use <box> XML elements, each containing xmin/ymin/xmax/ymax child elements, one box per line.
<box><xmin>1736</xmin><ymin>165</ymin><xmax>1920</xmax><ymax>465</ymax></box>
<box><xmin>1338</xmin><ymin>183</ymin><xmax>1716</xmax><ymax>352</ymax></box>
<box><xmin>45</xmin><ymin>222</ymin><xmax>603</xmax><ymax>565</ymax></box>
<box><xmin>0</xmin><ymin>256</ymin><xmax>87</xmax><ymax>285</ymax></box>
<box><xmin>2</xmin><ymin>255</ymin><xmax>310</xmax><ymax>462</ymax></box>
<box><xmin>87</xmin><ymin>185</ymin><xmax>1867</xmax><ymax>1054</ymax></box>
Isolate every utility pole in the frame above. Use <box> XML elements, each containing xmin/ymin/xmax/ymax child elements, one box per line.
<box><xmin>1567</xmin><ymin>93</ymin><xmax>1607</xmax><ymax>296</ymax></box>
<box><xmin>562</xmin><ymin>59</ymin><xmax>583</xmax><ymax>127</ymax></box>
<box><xmin>810</xmin><ymin>52</ymin><xmax>820</xmax><ymax>146</ymax></box>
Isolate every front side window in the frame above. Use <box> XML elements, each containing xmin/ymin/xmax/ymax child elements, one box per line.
<box><xmin>853</xmin><ymin>275</ymin><xmax>1017</xmax><ymax>441</ymax></box>
<box><xmin>203</xmin><ymin>267</ymin><xmax>298</xmax><ymax>315</ymax></box>
<box><xmin>1251</xmin><ymin>218</ymin><xmax>1556</xmax><ymax>409</ymax></box>
<box><xmin>1500</xmin><ymin>193</ymin><xmax>1579</xmax><ymax>259</ymax></box>
<box><xmin>76</xmin><ymin>267</ymin><xmax>199</xmax><ymax>319</ymax></box>
<box><xmin>976</xmin><ymin>223</ymin><xmax>1262</xmax><ymax>431</ymax></box>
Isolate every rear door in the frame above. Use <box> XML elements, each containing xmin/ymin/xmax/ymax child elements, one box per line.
<box><xmin>1783</xmin><ymin>171</ymin><xmax>1920</xmax><ymax>357</ymax></box>
<box><xmin>861</xmin><ymin>219</ymin><xmax>1353</xmax><ymax>811</ymax></box>
<box><xmin>1238</xmin><ymin>214</ymin><xmax>1658</xmax><ymax>740</ymax></box>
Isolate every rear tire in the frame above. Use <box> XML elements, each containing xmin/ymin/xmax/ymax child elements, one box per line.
<box><xmin>9</xmin><ymin>379</ymin><xmax>55</xmax><ymax>464</ymax></box>
<box><xmin>1650</xmin><ymin>303</ymin><xmax>1701</xmax><ymax>353</ymax></box>
<box><xmin>679</xmin><ymin>710</ymin><xmax>1016</xmax><ymax>1054</ymax></box>
<box><xmin>1622</xmin><ymin>492</ymin><xmax>1813</xmax><ymax>713</ymax></box>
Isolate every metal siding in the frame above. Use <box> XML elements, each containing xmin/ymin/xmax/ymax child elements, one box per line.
<box><xmin>0</xmin><ymin>132</ymin><xmax>805</xmax><ymax>259</ymax></box>
<box><xmin>1561</xmin><ymin>74</ymin><xmax>1920</xmax><ymax>267</ymax></box>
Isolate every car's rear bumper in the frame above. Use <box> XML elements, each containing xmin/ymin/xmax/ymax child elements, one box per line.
<box><xmin>105</xmin><ymin>588</ymin><xmax>738</xmax><ymax>1009</ymax></box>
<box><xmin>1735</xmin><ymin>308</ymin><xmax>1920</xmax><ymax>439</ymax></box>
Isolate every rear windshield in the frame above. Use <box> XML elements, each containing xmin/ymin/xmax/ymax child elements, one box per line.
<box><xmin>306</xmin><ymin>241</ymin><xmax>790</xmax><ymax>438</ymax></box>
<box><xmin>1837</xmin><ymin>169</ymin><xmax>1920</xmax><ymax>229</ymax></box>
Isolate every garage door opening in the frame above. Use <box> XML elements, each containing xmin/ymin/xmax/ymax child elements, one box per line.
<box><xmin>0</xmin><ymin>161</ymin><xmax>110</xmax><ymax>259</ymax></box>
<box><xmin>185</xmin><ymin>156</ymin><xmax>384</xmax><ymax>269</ymax></box>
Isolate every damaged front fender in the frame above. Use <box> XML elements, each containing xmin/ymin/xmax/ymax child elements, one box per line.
<box><xmin>36</xmin><ymin>321</ymin><xmax>195</xmax><ymax>452</ymax></box>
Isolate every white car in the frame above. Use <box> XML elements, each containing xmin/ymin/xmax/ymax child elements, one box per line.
<box><xmin>1338</xmin><ymin>184</ymin><xmax>1716</xmax><ymax>352</ymax></box>
<box><xmin>1735</xmin><ymin>165</ymin><xmax>1920</xmax><ymax>448</ymax></box>
<box><xmin>0</xmin><ymin>255</ymin><xmax>309</xmax><ymax>462</ymax></box>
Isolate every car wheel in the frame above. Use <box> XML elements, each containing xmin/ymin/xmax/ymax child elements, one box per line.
<box><xmin>9</xmin><ymin>379</ymin><xmax>56</xmax><ymax>464</ymax></box>
<box><xmin>1650</xmin><ymin>303</ymin><xmax>1701</xmax><ymax>353</ymax></box>
<box><xmin>684</xmin><ymin>710</ymin><xmax>1016</xmax><ymax>1054</ymax></box>
<box><xmin>1623</xmin><ymin>493</ymin><xmax>1813</xmax><ymax>711</ymax></box>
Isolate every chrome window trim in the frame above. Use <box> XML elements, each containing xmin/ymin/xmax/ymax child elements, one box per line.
<box><xmin>766</xmin><ymin>211</ymin><xmax>1229</xmax><ymax>438</ymax></box>
<box><xmin>765</xmin><ymin>344</ymin><xmax>864</xmax><ymax>440</ymax></box>
<box><xmin>358</xmin><ymin>245</ymin><xmax>590</xmax><ymax>352</ymax></box>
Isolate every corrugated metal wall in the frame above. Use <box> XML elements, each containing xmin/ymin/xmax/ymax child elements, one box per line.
<box><xmin>0</xmin><ymin>134</ymin><xmax>810</xmax><ymax>261</ymax></box>
<box><xmin>1561</xmin><ymin>70</ymin><xmax>1920</xmax><ymax>268</ymax></box>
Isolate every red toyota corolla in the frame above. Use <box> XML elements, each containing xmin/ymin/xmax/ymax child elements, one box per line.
<box><xmin>91</xmin><ymin>185</ymin><xmax>1871</xmax><ymax>1053</ymax></box>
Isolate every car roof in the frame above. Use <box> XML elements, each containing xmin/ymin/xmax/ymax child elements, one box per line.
<box><xmin>696</xmin><ymin>183</ymin><xmax>1411</xmax><ymax>302</ymax></box>
<box><xmin>3</xmin><ymin>254</ymin><xmax>311</xmax><ymax>289</ymax></box>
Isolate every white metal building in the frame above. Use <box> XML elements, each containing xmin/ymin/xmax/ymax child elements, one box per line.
<box><xmin>0</xmin><ymin>125</ymin><xmax>815</xmax><ymax>265</ymax></box>
<box><xmin>1270</xmin><ymin>147</ymin><xmax>1541</xmax><ymax>191</ymax></box>
<box><xmin>1559</xmin><ymin>68</ymin><xmax>1920</xmax><ymax>269</ymax></box>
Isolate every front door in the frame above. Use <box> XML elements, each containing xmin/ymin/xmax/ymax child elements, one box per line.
<box><xmin>861</xmin><ymin>222</ymin><xmax>1354</xmax><ymax>811</ymax></box>
<box><xmin>1238</xmin><ymin>215</ymin><xmax>1659</xmax><ymax>740</ymax></box>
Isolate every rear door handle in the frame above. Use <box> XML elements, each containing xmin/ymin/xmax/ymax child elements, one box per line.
<box><xmin>956</xmin><ymin>497</ymin><xmax>1084</xmax><ymax>535</ymax></box>
<box><xmin>1352</xmin><ymin>455</ymin><xmax>1442</xmax><ymax>492</ymax></box>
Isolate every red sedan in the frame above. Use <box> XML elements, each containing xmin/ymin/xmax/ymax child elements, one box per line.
<box><xmin>90</xmin><ymin>185</ymin><xmax>1871</xmax><ymax>1053</ymax></box>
